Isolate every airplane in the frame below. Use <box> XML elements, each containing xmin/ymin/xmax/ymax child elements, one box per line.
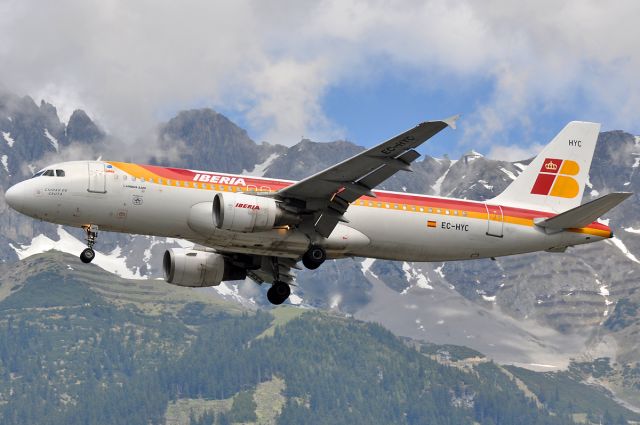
<box><xmin>3</xmin><ymin>117</ymin><xmax>631</xmax><ymax>305</ymax></box>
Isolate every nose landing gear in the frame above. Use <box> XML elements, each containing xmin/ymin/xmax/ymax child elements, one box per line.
<box><xmin>80</xmin><ymin>224</ymin><xmax>98</xmax><ymax>264</ymax></box>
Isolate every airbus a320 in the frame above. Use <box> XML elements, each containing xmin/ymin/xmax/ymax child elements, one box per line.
<box><xmin>4</xmin><ymin>117</ymin><xmax>631</xmax><ymax>304</ymax></box>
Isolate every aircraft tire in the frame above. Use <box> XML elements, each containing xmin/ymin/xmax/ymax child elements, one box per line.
<box><xmin>80</xmin><ymin>248</ymin><xmax>95</xmax><ymax>264</ymax></box>
<box><xmin>267</xmin><ymin>281</ymin><xmax>290</xmax><ymax>305</ymax></box>
<box><xmin>302</xmin><ymin>246</ymin><xmax>326</xmax><ymax>270</ymax></box>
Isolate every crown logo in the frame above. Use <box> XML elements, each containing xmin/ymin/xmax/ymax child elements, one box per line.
<box><xmin>544</xmin><ymin>161</ymin><xmax>558</xmax><ymax>171</ymax></box>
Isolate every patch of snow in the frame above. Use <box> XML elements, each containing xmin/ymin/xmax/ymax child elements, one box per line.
<box><xmin>142</xmin><ymin>236</ymin><xmax>162</xmax><ymax>263</ymax></box>
<box><xmin>590</xmin><ymin>189</ymin><xmax>600</xmax><ymax>197</ymax></box>
<box><xmin>401</xmin><ymin>262</ymin><xmax>433</xmax><ymax>290</ymax></box>
<box><xmin>434</xmin><ymin>263</ymin><xmax>445</xmax><ymax>278</ymax></box>
<box><xmin>44</xmin><ymin>129</ymin><xmax>59</xmax><ymax>152</ymax></box>
<box><xmin>599</xmin><ymin>218</ymin><xmax>610</xmax><ymax>226</ymax></box>
<box><xmin>529</xmin><ymin>363</ymin><xmax>557</xmax><ymax>369</ymax></box>
<box><xmin>7</xmin><ymin>116</ymin><xmax>12</xmax><ymax>122</ymax></box>
<box><xmin>432</xmin><ymin>161</ymin><xmax>457</xmax><ymax>196</ymax></box>
<box><xmin>3</xmin><ymin>132</ymin><xmax>15</xmax><ymax>147</ymax></box>
<box><xmin>27</xmin><ymin>163</ymin><xmax>35</xmax><ymax>174</ymax></box>
<box><xmin>464</xmin><ymin>150</ymin><xmax>483</xmax><ymax>162</ymax></box>
<box><xmin>437</xmin><ymin>319</ymin><xmax>444</xmax><ymax>325</ymax></box>
<box><xmin>606</xmin><ymin>237</ymin><xmax>640</xmax><ymax>264</ymax></box>
<box><xmin>288</xmin><ymin>293</ymin><xmax>303</xmax><ymax>305</ymax></box>
<box><xmin>635</xmin><ymin>135</ymin><xmax>640</xmax><ymax>146</ymax></box>
<box><xmin>633</xmin><ymin>157</ymin><xmax>640</xmax><ymax>168</ymax></box>
<box><xmin>478</xmin><ymin>180</ymin><xmax>494</xmax><ymax>190</ymax></box>
<box><xmin>10</xmin><ymin>226</ymin><xmax>145</xmax><ymax>279</ymax></box>
<box><xmin>482</xmin><ymin>295</ymin><xmax>496</xmax><ymax>302</ymax></box>
<box><xmin>1</xmin><ymin>155</ymin><xmax>8</xmax><ymax>173</ymax></box>
<box><xmin>500</xmin><ymin>167</ymin><xmax>517</xmax><ymax>181</ymax></box>
<box><xmin>624</xmin><ymin>227</ymin><xmax>640</xmax><ymax>234</ymax></box>
<box><xmin>513</xmin><ymin>162</ymin><xmax>526</xmax><ymax>172</ymax></box>
<box><xmin>360</xmin><ymin>258</ymin><xmax>378</xmax><ymax>278</ymax></box>
<box><xmin>66</xmin><ymin>265</ymin><xmax>74</xmax><ymax>270</ymax></box>
<box><xmin>243</xmin><ymin>153</ymin><xmax>278</xmax><ymax>177</ymax></box>
<box><xmin>600</xmin><ymin>285</ymin><xmax>609</xmax><ymax>297</ymax></box>
<box><xmin>585</xmin><ymin>178</ymin><xmax>593</xmax><ymax>189</ymax></box>
<box><xmin>402</xmin><ymin>186</ymin><xmax>407</xmax><ymax>192</ymax></box>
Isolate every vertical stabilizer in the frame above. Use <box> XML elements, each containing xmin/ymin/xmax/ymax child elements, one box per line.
<box><xmin>492</xmin><ymin>121</ymin><xmax>600</xmax><ymax>213</ymax></box>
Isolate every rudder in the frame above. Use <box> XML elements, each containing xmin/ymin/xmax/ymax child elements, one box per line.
<box><xmin>492</xmin><ymin>121</ymin><xmax>601</xmax><ymax>213</ymax></box>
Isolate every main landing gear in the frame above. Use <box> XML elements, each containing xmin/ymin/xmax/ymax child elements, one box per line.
<box><xmin>80</xmin><ymin>224</ymin><xmax>98</xmax><ymax>264</ymax></box>
<box><xmin>267</xmin><ymin>281</ymin><xmax>291</xmax><ymax>305</ymax></box>
<box><xmin>302</xmin><ymin>245</ymin><xmax>326</xmax><ymax>270</ymax></box>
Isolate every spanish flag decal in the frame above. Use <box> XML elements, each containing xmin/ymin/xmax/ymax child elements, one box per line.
<box><xmin>427</xmin><ymin>220</ymin><xmax>437</xmax><ymax>228</ymax></box>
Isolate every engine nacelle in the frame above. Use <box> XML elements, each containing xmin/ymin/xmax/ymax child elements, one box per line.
<box><xmin>163</xmin><ymin>248</ymin><xmax>246</xmax><ymax>287</ymax></box>
<box><xmin>212</xmin><ymin>192</ymin><xmax>299</xmax><ymax>232</ymax></box>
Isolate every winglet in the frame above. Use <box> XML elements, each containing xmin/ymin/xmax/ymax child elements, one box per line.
<box><xmin>441</xmin><ymin>114</ymin><xmax>460</xmax><ymax>130</ymax></box>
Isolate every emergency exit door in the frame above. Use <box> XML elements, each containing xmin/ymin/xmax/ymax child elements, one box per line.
<box><xmin>88</xmin><ymin>162</ymin><xmax>106</xmax><ymax>193</ymax></box>
<box><xmin>485</xmin><ymin>204</ymin><xmax>504</xmax><ymax>237</ymax></box>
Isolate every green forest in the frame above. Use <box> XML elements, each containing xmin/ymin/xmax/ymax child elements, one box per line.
<box><xmin>0</xmin><ymin>261</ymin><xmax>636</xmax><ymax>425</ymax></box>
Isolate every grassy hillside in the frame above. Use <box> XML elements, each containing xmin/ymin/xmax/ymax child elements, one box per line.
<box><xmin>0</xmin><ymin>253</ymin><xmax>637</xmax><ymax>425</ymax></box>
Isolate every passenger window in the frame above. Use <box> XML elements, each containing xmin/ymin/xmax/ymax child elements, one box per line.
<box><xmin>56</xmin><ymin>169</ymin><xmax>65</xmax><ymax>177</ymax></box>
<box><xmin>462</xmin><ymin>211</ymin><xmax>468</xmax><ymax>217</ymax></box>
<box><xmin>445</xmin><ymin>210</ymin><xmax>450</xmax><ymax>215</ymax></box>
<box><xmin>411</xmin><ymin>206</ymin><xmax>416</xmax><ymax>211</ymax></box>
<box><xmin>402</xmin><ymin>205</ymin><xmax>407</xmax><ymax>210</ymax></box>
<box><xmin>123</xmin><ymin>175</ymin><xmax>128</xmax><ymax>181</ymax></box>
<box><xmin>394</xmin><ymin>204</ymin><xmax>398</xmax><ymax>209</ymax></box>
<box><xmin>43</xmin><ymin>170</ymin><xmax>54</xmax><ymax>176</ymax></box>
<box><xmin>428</xmin><ymin>208</ymin><xmax>433</xmax><ymax>213</ymax></box>
<box><xmin>419</xmin><ymin>207</ymin><xmax>424</xmax><ymax>212</ymax></box>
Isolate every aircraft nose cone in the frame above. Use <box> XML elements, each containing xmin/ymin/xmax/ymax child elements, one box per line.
<box><xmin>5</xmin><ymin>183</ymin><xmax>25</xmax><ymax>212</ymax></box>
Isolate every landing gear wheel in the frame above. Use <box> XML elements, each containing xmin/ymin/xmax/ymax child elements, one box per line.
<box><xmin>302</xmin><ymin>246</ymin><xmax>326</xmax><ymax>270</ymax></box>
<box><xmin>267</xmin><ymin>281</ymin><xmax>291</xmax><ymax>305</ymax></box>
<box><xmin>80</xmin><ymin>248</ymin><xmax>95</xmax><ymax>264</ymax></box>
<box><xmin>80</xmin><ymin>224</ymin><xmax>99</xmax><ymax>265</ymax></box>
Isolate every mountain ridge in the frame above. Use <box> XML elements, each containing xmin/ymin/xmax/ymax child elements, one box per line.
<box><xmin>1</xmin><ymin>89</ymin><xmax>639</xmax><ymax>410</ymax></box>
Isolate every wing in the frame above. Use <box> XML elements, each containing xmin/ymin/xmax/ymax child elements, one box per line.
<box><xmin>277</xmin><ymin>116</ymin><xmax>459</xmax><ymax>237</ymax></box>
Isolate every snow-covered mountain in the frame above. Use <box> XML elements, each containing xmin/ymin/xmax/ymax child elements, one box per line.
<box><xmin>2</xmin><ymin>90</ymin><xmax>639</xmax><ymax>407</ymax></box>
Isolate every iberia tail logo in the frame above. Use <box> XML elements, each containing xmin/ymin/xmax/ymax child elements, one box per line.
<box><xmin>530</xmin><ymin>158</ymin><xmax>580</xmax><ymax>198</ymax></box>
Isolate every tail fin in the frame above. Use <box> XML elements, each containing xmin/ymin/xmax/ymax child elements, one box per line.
<box><xmin>492</xmin><ymin>121</ymin><xmax>601</xmax><ymax>213</ymax></box>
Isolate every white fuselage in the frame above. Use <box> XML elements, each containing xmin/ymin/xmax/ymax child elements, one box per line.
<box><xmin>5</xmin><ymin>161</ymin><xmax>610</xmax><ymax>262</ymax></box>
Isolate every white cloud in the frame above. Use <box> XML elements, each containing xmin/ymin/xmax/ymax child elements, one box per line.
<box><xmin>487</xmin><ymin>143</ymin><xmax>545</xmax><ymax>162</ymax></box>
<box><xmin>0</xmin><ymin>0</ymin><xmax>638</xmax><ymax>147</ymax></box>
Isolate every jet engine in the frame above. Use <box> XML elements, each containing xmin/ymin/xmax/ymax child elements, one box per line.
<box><xmin>212</xmin><ymin>192</ymin><xmax>299</xmax><ymax>233</ymax></box>
<box><xmin>163</xmin><ymin>248</ymin><xmax>246</xmax><ymax>287</ymax></box>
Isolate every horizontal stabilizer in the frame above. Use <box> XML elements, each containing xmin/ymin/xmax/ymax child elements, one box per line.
<box><xmin>535</xmin><ymin>192</ymin><xmax>632</xmax><ymax>229</ymax></box>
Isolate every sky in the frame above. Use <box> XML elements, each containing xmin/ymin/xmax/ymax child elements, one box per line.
<box><xmin>0</xmin><ymin>0</ymin><xmax>638</xmax><ymax>161</ymax></box>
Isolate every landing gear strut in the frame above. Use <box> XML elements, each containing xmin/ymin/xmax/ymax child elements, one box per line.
<box><xmin>80</xmin><ymin>224</ymin><xmax>98</xmax><ymax>264</ymax></box>
<box><xmin>302</xmin><ymin>245</ymin><xmax>326</xmax><ymax>270</ymax></box>
<box><xmin>267</xmin><ymin>281</ymin><xmax>291</xmax><ymax>305</ymax></box>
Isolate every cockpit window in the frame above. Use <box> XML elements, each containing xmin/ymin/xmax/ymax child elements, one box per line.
<box><xmin>43</xmin><ymin>170</ymin><xmax>55</xmax><ymax>177</ymax></box>
<box><xmin>56</xmin><ymin>169</ymin><xmax>65</xmax><ymax>177</ymax></box>
<box><xmin>32</xmin><ymin>170</ymin><xmax>45</xmax><ymax>178</ymax></box>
